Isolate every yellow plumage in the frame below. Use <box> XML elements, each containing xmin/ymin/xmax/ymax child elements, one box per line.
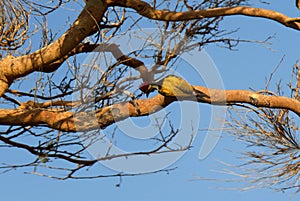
<box><xmin>157</xmin><ymin>75</ymin><xmax>194</xmax><ymax>97</ymax></box>
<box><xmin>139</xmin><ymin>75</ymin><xmax>208</xmax><ymax>101</ymax></box>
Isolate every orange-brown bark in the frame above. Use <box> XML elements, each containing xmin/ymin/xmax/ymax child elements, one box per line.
<box><xmin>1</xmin><ymin>0</ymin><xmax>299</xmax><ymax>96</ymax></box>
<box><xmin>108</xmin><ymin>0</ymin><xmax>300</xmax><ymax>31</ymax></box>
<box><xmin>194</xmin><ymin>86</ymin><xmax>300</xmax><ymax>113</ymax></box>
<box><xmin>0</xmin><ymin>0</ymin><xmax>299</xmax><ymax>132</ymax></box>
<box><xmin>0</xmin><ymin>87</ymin><xmax>298</xmax><ymax>132</ymax></box>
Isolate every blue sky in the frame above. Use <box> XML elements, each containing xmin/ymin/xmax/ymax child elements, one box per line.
<box><xmin>1</xmin><ymin>1</ymin><xmax>300</xmax><ymax>201</ymax></box>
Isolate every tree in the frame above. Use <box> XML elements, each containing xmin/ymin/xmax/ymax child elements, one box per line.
<box><xmin>0</xmin><ymin>0</ymin><xmax>299</xmax><ymax>192</ymax></box>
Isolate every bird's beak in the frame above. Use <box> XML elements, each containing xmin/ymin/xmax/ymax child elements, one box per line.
<box><xmin>146</xmin><ymin>92</ymin><xmax>150</xmax><ymax>98</ymax></box>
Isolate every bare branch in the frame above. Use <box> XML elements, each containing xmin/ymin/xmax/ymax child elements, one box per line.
<box><xmin>0</xmin><ymin>0</ymin><xmax>108</xmax><ymax>96</ymax></box>
<box><xmin>109</xmin><ymin>1</ymin><xmax>300</xmax><ymax>31</ymax></box>
<box><xmin>0</xmin><ymin>1</ymin><xmax>31</xmax><ymax>51</ymax></box>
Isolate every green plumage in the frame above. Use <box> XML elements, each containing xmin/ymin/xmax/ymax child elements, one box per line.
<box><xmin>154</xmin><ymin>75</ymin><xmax>194</xmax><ymax>97</ymax></box>
<box><xmin>139</xmin><ymin>75</ymin><xmax>208</xmax><ymax>101</ymax></box>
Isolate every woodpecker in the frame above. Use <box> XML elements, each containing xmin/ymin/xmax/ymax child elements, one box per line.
<box><xmin>139</xmin><ymin>75</ymin><xmax>208</xmax><ymax>101</ymax></box>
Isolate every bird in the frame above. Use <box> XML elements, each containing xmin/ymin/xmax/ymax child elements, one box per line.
<box><xmin>139</xmin><ymin>75</ymin><xmax>208</xmax><ymax>101</ymax></box>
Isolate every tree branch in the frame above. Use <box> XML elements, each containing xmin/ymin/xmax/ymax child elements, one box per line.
<box><xmin>194</xmin><ymin>86</ymin><xmax>300</xmax><ymax>115</ymax></box>
<box><xmin>109</xmin><ymin>0</ymin><xmax>300</xmax><ymax>31</ymax></box>
<box><xmin>0</xmin><ymin>0</ymin><xmax>108</xmax><ymax>95</ymax></box>
<box><xmin>0</xmin><ymin>87</ymin><xmax>298</xmax><ymax>132</ymax></box>
<box><xmin>37</xmin><ymin>43</ymin><xmax>101</xmax><ymax>73</ymax></box>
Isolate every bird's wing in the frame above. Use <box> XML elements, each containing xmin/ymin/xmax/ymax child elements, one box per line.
<box><xmin>174</xmin><ymin>77</ymin><xmax>194</xmax><ymax>95</ymax></box>
<box><xmin>161</xmin><ymin>75</ymin><xmax>194</xmax><ymax>97</ymax></box>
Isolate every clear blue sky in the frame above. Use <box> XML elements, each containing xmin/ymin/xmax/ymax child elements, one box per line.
<box><xmin>0</xmin><ymin>1</ymin><xmax>299</xmax><ymax>201</ymax></box>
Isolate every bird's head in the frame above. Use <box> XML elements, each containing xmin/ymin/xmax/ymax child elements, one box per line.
<box><xmin>139</xmin><ymin>81</ymin><xmax>156</xmax><ymax>97</ymax></box>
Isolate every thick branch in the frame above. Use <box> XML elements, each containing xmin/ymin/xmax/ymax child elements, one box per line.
<box><xmin>0</xmin><ymin>87</ymin><xmax>298</xmax><ymax>132</ymax></box>
<box><xmin>0</xmin><ymin>95</ymin><xmax>172</xmax><ymax>132</ymax></box>
<box><xmin>109</xmin><ymin>0</ymin><xmax>300</xmax><ymax>31</ymax></box>
<box><xmin>194</xmin><ymin>86</ymin><xmax>300</xmax><ymax>115</ymax></box>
